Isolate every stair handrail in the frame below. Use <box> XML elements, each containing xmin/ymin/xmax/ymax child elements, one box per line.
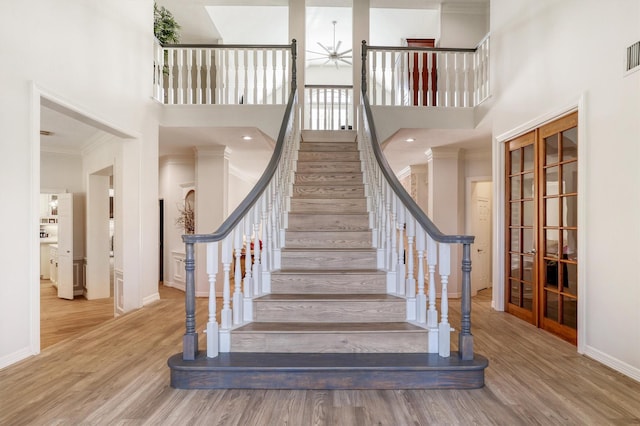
<box><xmin>179</xmin><ymin>40</ymin><xmax>298</xmax><ymax>361</ymax></box>
<box><xmin>360</xmin><ymin>40</ymin><xmax>476</xmax><ymax>360</ymax></box>
<box><xmin>183</xmin><ymin>38</ymin><xmax>297</xmax><ymax>245</ymax></box>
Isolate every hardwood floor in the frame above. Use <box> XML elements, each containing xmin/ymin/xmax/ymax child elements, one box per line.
<box><xmin>40</xmin><ymin>280</ymin><xmax>114</xmax><ymax>349</ymax></box>
<box><xmin>3</xmin><ymin>288</ymin><xmax>639</xmax><ymax>424</ymax></box>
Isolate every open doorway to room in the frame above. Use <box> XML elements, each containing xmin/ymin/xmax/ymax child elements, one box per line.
<box><xmin>468</xmin><ymin>179</ymin><xmax>493</xmax><ymax>296</ymax></box>
<box><xmin>38</xmin><ymin>99</ymin><xmax>122</xmax><ymax>349</ymax></box>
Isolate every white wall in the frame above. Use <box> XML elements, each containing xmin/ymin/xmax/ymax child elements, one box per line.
<box><xmin>491</xmin><ymin>0</ymin><xmax>640</xmax><ymax>379</ymax></box>
<box><xmin>439</xmin><ymin>6</ymin><xmax>489</xmax><ymax>48</ymax></box>
<box><xmin>0</xmin><ymin>0</ymin><xmax>159</xmax><ymax>368</ymax></box>
<box><xmin>41</xmin><ymin>152</ymin><xmax>83</xmax><ymax>193</ymax></box>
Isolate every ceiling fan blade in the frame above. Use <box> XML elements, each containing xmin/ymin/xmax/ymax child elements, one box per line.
<box><xmin>317</xmin><ymin>42</ymin><xmax>332</xmax><ymax>54</ymax></box>
<box><xmin>338</xmin><ymin>58</ymin><xmax>352</xmax><ymax>65</ymax></box>
<box><xmin>306</xmin><ymin>50</ymin><xmax>329</xmax><ymax>56</ymax></box>
<box><xmin>307</xmin><ymin>57</ymin><xmax>329</xmax><ymax>61</ymax></box>
<box><xmin>338</xmin><ymin>49</ymin><xmax>352</xmax><ymax>56</ymax></box>
<box><xmin>335</xmin><ymin>40</ymin><xmax>342</xmax><ymax>52</ymax></box>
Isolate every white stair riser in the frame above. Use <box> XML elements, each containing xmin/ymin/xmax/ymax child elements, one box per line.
<box><xmin>254</xmin><ymin>301</ymin><xmax>406</xmax><ymax>322</ymax></box>
<box><xmin>231</xmin><ymin>332</ymin><xmax>428</xmax><ymax>353</ymax></box>
<box><xmin>293</xmin><ymin>185</ymin><xmax>365</xmax><ymax>198</ymax></box>
<box><xmin>289</xmin><ymin>198</ymin><xmax>367</xmax><ymax>214</ymax></box>
<box><xmin>296</xmin><ymin>162</ymin><xmax>361</xmax><ymax>173</ymax></box>
<box><xmin>288</xmin><ymin>214</ymin><xmax>369</xmax><ymax>231</ymax></box>
<box><xmin>281</xmin><ymin>251</ymin><xmax>377</xmax><ymax>270</ymax></box>
<box><xmin>285</xmin><ymin>231</ymin><xmax>372</xmax><ymax>249</ymax></box>
<box><xmin>298</xmin><ymin>152</ymin><xmax>360</xmax><ymax>162</ymax></box>
<box><xmin>271</xmin><ymin>273</ymin><xmax>387</xmax><ymax>294</ymax></box>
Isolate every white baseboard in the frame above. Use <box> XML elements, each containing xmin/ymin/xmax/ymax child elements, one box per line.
<box><xmin>0</xmin><ymin>347</ymin><xmax>33</xmax><ymax>370</ymax></box>
<box><xmin>584</xmin><ymin>345</ymin><xmax>640</xmax><ymax>383</ymax></box>
<box><xmin>164</xmin><ymin>281</ymin><xmax>185</xmax><ymax>292</ymax></box>
<box><xmin>142</xmin><ymin>292</ymin><xmax>160</xmax><ymax>306</ymax></box>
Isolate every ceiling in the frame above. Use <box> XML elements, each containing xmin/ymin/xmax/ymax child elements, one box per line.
<box><xmin>41</xmin><ymin>0</ymin><xmax>491</xmax><ymax>177</ymax></box>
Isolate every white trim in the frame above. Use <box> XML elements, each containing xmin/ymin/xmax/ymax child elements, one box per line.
<box><xmin>495</xmin><ymin>101</ymin><xmax>579</xmax><ymax>143</ymax></box>
<box><xmin>142</xmin><ymin>292</ymin><xmax>161</xmax><ymax>306</ymax></box>
<box><xmin>576</xmin><ymin>95</ymin><xmax>588</xmax><ymax>354</ymax></box>
<box><xmin>0</xmin><ymin>347</ymin><xmax>33</xmax><ymax>370</ymax></box>
<box><xmin>584</xmin><ymin>345</ymin><xmax>640</xmax><ymax>383</ymax></box>
<box><xmin>31</xmin><ymin>82</ymin><xmax>139</xmax><ymax>356</ymax></box>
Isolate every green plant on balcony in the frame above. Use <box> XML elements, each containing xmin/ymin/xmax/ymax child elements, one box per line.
<box><xmin>154</xmin><ymin>3</ymin><xmax>180</xmax><ymax>45</ymax></box>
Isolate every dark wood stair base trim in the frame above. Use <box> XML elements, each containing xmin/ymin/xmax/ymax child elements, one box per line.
<box><xmin>168</xmin><ymin>352</ymin><xmax>488</xmax><ymax>390</ymax></box>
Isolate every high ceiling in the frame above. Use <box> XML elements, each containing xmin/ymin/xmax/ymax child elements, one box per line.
<box><xmin>42</xmin><ymin>0</ymin><xmax>491</xmax><ymax>177</ymax></box>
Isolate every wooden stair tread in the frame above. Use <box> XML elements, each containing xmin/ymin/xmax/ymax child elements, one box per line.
<box><xmin>233</xmin><ymin>322</ymin><xmax>426</xmax><ymax>333</ymax></box>
<box><xmin>255</xmin><ymin>294</ymin><xmax>402</xmax><ymax>301</ymax></box>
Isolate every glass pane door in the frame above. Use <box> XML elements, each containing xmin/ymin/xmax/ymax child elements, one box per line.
<box><xmin>505</xmin><ymin>131</ymin><xmax>537</xmax><ymax>324</ymax></box>
<box><xmin>539</xmin><ymin>114</ymin><xmax>578</xmax><ymax>344</ymax></box>
<box><xmin>504</xmin><ymin>112</ymin><xmax>578</xmax><ymax>345</ymax></box>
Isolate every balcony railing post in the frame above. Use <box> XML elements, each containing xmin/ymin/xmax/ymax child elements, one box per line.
<box><xmin>361</xmin><ymin>40</ymin><xmax>368</xmax><ymax>95</ymax></box>
<box><xmin>459</xmin><ymin>242</ymin><xmax>474</xmax><ymax>360</ymax></box>
<box><xmin>182</xmin><ymin>240</ymin><xmax>198</xmax><ymax>360</ymax></box>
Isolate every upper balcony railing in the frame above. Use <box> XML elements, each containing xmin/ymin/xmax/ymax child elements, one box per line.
<box><xmin>153</xmin><ymin>40</ymin><xmax>295</xmax><ymax>105</ymax></box>
<box><xmin>362</xmin><ymin>34</ymin><xmax>490</xmax><ymax>108</ymax></box>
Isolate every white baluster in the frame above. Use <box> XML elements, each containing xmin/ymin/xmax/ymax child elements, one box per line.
<box><xmin>271</xmin><ymin>50</ymin><xmax>277</xmax><ymax>104</ymax></box>
<box><xmin>167</xmin><ymin>49</ymin><xmax>175</xmax><ymax>104</ymax></box>
<box><xmin>416</xmin><ymin>228</ymin><xmax>426</xmax><ymax>324</ymax></box>
<box><xmin>396</xmin><ymin>200</ymin><xmax>406</xmax><ymax>297</ymax></box>
<box><xmin>218</xmin><ymin>237</ymin><xmax>232</xmax><ymax>353</ymax></box>
<box><xmin>427</xmin><ymin>234</ymin><xmax>438</xmax><ymax>352</ymax></box>
<box><xmin>243</xmin><ymin>49</ymin><xmax>249</xmax><ymax>104</ymax></box>
<box><xmin>195</xmin><ymin>49</ymin><xmax>203</xmax><ymax>104</ymax></box>
<box><xmin>176</xmin><ymin>48</ymin><xmax>184</xmax><ymax>104</ymax></box>
<box><xmin>371</xmin><ymin>51</ymin><xmax>377</xmax><ymax>104</ymax></box>
<box><xmin>438</xmin><ymin>242</ymin><xmax>451</xmax><ymax>358</ymax></box>
<box><xmin>186</xmin><ymin>48</ymin><xmax>193</xmax><ymax>104</ymax></box>
<box><xmin>262</xmin><ymin>50</ymin><xmax>268</xmax><ymax>104</ymax></box>
<box><xmin>381</xmin><ymin>51</ymin><xmax>387</xmax><ymax>105</ymax></box>
<box><xmin>261</xmin><ymin>193</ymin><xmax>271</xmax><ymax>293</ymax></box>
<box><xmin>243</xmin><ymin>214</ymin><xmax>254</xmax><ymax>322</ymax></box>
<box><xmin>405</xmin><ymin>214</ymin><xmax>416</xmax><ymax>321</ymax></box>
<box><xmin>205</xmin><ymin>49</ymin><xmax>212</xmax><ymax>104</ymax></box>
<box><xmin>223</xmin><ymin>49</ymin><xmax>230</xmax><ymax>104</ymax></box>
<box><xmin>252</xmin><ymin>204</ymin><xmax>262</xmax><ymax>296</ymax></box>
<box><xmin>233</xmin><ymin>224</ymin><xmax>244</xmax><ymax>326</ymax></box>
<box><xmin>390</xmin><ymin>51</ymin><xmax>396</xmax><ymax>106</ymax></box>
<box><xmin>221</xmin><ymin>236</ymin><xmax>232</xmax><ymax>331</ymax></box>
<box><xmin>206</xmin><ymin>242</ymin><xmax>219</xmax><ymax>358</ymax></box>
<box><xmin>388</xmin><ymin>191</ymin><xmax>397</xmax><ymax>293</ymax></box>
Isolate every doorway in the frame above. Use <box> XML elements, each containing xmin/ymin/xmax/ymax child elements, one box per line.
<box><xmin>470</xmin><ymin>180</ymin><xmax>492</xmax><ymax>295</ymax></box>
<box><xmin>505</xmin><ymin>112</ymin><xmax>578</xmax><ymax>344</ymax></box>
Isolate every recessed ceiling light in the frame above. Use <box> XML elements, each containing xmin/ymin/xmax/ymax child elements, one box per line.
<box><xmin>405</xmin><ymin>138</ymin><xmax>415</xmax><ymax>143</ymax></box>
<box><xmin>242</xmin><ymin>135</ymin><xmax>252</xmax><ymax>141</ymax></box>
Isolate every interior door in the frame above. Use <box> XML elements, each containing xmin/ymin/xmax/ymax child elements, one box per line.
<box><xmin>505</xmin><ymin>131</ymin><xmax>537</xmax><ymax>324</ymax></box>
<box><xmin>56</xmin><ymin>193</ymin><xmax>74</xmax><ymax>300</ymax></box>
<box><xmin>406</xmin><ymin>38</ymin><xmax>437</xmax><ymax>106</ymax></box>
<box><xmin>471</xmin><ymin>182</ymin><xmax>491</xmax><ymax>294</ymax></box>
<box><xmin>505</xmin><ymin>112</ymin><xmax>578</xmax><ymax>344</ymax></box>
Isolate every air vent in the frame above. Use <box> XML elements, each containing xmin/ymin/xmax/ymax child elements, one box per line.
<box><xmin>627</xmin><ymin>41</ymin><xmax>640</xmax><ymax>73</ymax></box>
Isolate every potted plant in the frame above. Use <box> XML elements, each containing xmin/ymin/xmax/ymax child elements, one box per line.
<box><xmin>154</xmin><ymin>3</ymin><xmax>180</xmax><ymax>45</ymax></box>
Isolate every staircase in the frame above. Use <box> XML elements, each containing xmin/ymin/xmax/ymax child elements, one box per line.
<box><xmin>232</xmin><ymin>131</ymin><xmax>428</xmax><ymax>354</ymax></box>
<box><xmin>168</xmin><ymin>130</ymin><xmax>488</xmax><ymax>389</ymax></box>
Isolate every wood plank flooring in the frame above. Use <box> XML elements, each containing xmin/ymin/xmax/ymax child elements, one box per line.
<box><xmin>3</xmin><ymin>289</ymin><xmax>640</xmax><ymax>424</ymax></box>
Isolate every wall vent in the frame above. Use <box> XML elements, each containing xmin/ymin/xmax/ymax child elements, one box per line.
<box><xmin>627</xmin><ymin>41</ymin><xmax>640</xmax><ymax>73</ymax></box>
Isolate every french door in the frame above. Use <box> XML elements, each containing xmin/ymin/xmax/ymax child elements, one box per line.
<box><xmin>505</xmin><ymin>112</ymin><xmax>578</xmax><ymax>344</ymax></box>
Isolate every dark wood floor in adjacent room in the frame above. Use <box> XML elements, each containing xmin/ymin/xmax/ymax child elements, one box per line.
<box><xmin>2</xmin><ymin>287</ymin><xmax>639</xmax><ymax>425</ymax></box>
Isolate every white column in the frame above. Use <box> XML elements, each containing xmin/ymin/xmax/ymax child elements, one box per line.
<box><xmin>426</xmin><ymin>147</ymin><xmax>463</xmax><ymax>297</ymax></box>
<box><xmin>353</xmin><ymin>0</ymin><xmax>370</xmax><ymax>110</ymax></box>
<box><xmin>194</xmin><ymin>145</ymin><xmax>230</xmax><ymax>297</ymax></box>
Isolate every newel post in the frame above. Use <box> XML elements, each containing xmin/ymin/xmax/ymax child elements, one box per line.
<box><xmin>183</xmin><ymin>240</ymin><xmax>198</xmax><ymax>360</ymax></box>
<box><xmin>459</xmin><ymin>242</ymin><xmax>474</xmax><ymax>360</ymax></box>
<box><xmin>361</xmin><ymin>40</ymin><xmax>368</xmax><ymax>95</ymax></box>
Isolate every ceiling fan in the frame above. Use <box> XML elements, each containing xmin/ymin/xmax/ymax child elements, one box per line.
<box><xmin>307</xmin><ymin>21</ymin><xmax>352</xmax><ymax>69</ymax></box>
